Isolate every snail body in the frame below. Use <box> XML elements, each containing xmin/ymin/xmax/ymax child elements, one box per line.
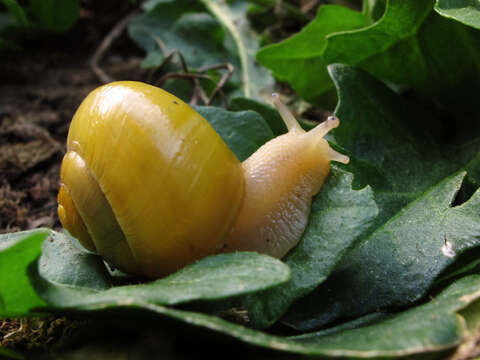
<box><xmin>58</xmin><ymin>81</ymin><xmax>349</xmax><ymax>278</ymax></box>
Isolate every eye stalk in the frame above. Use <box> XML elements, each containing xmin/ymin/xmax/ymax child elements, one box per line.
<box><xmin>271</xmin><ymin>93</ymin><xmax>304</xmax><ymax>132</ymax></box>
<box><xmin>271</xmin><ymin>94</ymin><xmax>350</xmax><ymax>164</ymax></box>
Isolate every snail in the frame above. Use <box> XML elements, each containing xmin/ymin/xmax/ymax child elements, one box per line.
<box><xmin>57</xmin><ymin>81</ymin><xmax>349</xmax><ymax>279</ymax></box>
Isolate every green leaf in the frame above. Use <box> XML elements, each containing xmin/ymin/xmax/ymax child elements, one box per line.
<box><xmin>236</xmin><ymin>167</ymin><xmax>378</xmax><ymax>329</ymax></box>
<box><xmin>31</xmin><ymin>231</ymin><xmax>291</xmax><ymax>308</ymax></box>
<box><xmin>129</xmin><ymin>3</ymin><xmax>222</xmax><ymax>68</ymax></box>
<box><xmin>323</xmin><ymin>0</ymin><xmax>434</xmax><ymax>90</ymax></box>
<box><xmin>330</xmin><ymin>64</ymin><xmax>478</xmax><ymax>226</ymax></box>
<box><xmin>38</xmin><ymin>231</ymin><xmax>112</xmax><ymax>291</ymax></box>
<box><xmin>33</xmin><ymin>274</ymin><xmax>480</xmax><ymax>357</ymax></box>
<box><xmin>256</xmin><ymin>5</ymin><xmax>369</xmax><ymax>103</ymax></box>
<box><xmin>258</xmin><ymin>0</ymin><xmax>480</xmax><ymax>111</ymax></box>
<box><xmin>280</xmin><ymin>65</ymin><xmax>480</xmax><ymax>331</ymax></box>
<box><xmin>29</xmin><ymin>0</ymin><xmax>80</xmax><ymax>32</ymax></box>
<box><xmin>196</xmin><ymin>106</ymin><xmax>274</xmax><ymax>161</ymax></box>
<box><xmin>284</xmin><ymin>171</ymin><xmax>480</xmax><ymax>330</ymax></box>
<box><xmin>435</xmin><ymin>0</ymin><xmax>480</xmax><ymax>29</ymax></box>
<box><xmin>287</xmin><ymin>275</ymin><xmax>480</xmax><ymax>355</ymax></box>
<box><xmin>0</xmin><ymin>229</ymin><xmax>49</xmax><ymax>317</ymax></box>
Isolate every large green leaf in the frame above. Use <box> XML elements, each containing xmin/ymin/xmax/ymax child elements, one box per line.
<box><xmin>32</xmin><ymin>273</ymin><xmax>480</xmax><ymax>358</ymax></box>
<box><xmin>235</xmin><ymin>167</ymin><xmax>378</xmax><ymax>329</ymax></box>
<box><xmin>31</xmin><ymin>231</ymin><xmax>291</xmax><ymax>308</ymax></box>
<box><xmin>435</xmin><ymin>0</ymin><xmax>480</xmax><ymax>30</ymax></box>
<box><xmin>279</xmin><ymin>65</ymin><xmax>480</xmax><ymax>331</ymax></box>
<box><xmin>284</xmin><ymin>171</ymin><xmax>480</xmax><ymax>330</ymax></box>
<box><xmin>329</xmin><ymin>64</ymin><xmax>479</xmax><ymax>227</ymax></box>
<box><xmin>287</xmin><ymin>274</ymin><xmax>480</xmax><ymax>355</ymax></box>
<box><xmin>0</xmin><ymin>229</ymin><xmax>49</xmax><ymax>317</ymax></box>
<box><xmin>256</xmin><ymin>5</ymin><xmax>369</xmax><ymax>103</ymax></box>
<box><xmin>257</xmin><ymin>0</ymin><xmax>480</xmax><ymax>110</ymax></box>
<box><xmin>323</xmin><ymin>0</ymin><xmax>434</xmax><ymax>90</ymax></box>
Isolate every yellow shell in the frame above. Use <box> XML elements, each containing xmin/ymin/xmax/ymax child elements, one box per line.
<box><xmin>58</xmin><ymin>81</ymin><xmax>244</xmax><ymax>278</ymax></box>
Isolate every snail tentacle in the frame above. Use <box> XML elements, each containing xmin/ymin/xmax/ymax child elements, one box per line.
<box><xmin>271</xmin><ymin>93</ymin><xmax>304</xmax><ymax>132</ymax></box>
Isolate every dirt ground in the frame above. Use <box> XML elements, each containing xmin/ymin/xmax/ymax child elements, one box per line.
<box><xmin>0</xmin><ymin>2</ymin><xmax>145</xmax><ymax>234</ymax></box>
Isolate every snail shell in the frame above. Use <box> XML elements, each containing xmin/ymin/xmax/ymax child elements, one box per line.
<box><xmin>58</xmin><ymin>82</ymin><xmax>349</xmax><ymax>278</ymax></box>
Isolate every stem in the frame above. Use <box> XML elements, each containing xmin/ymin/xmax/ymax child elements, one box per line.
<box><xmin>201</xmin><ymin>0</ymin><xmax>251</xmax><ymax>98</ymax></box>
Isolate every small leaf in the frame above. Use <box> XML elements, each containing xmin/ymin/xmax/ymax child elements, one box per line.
<box><xmin>38</xmin><ymin>231</ymin><xmax>112</xmax><ymax>291</ymax></box>
<box><xmin>31</xmin><ymin>231</ymin><xmax>290</xmax><ymax>308</ymax></box>
<box><xmin>0</xmin><ymin>229</ymin><xmax>49</xmax><ymax>317</ymax></box>
<box><xmin>196</xmin><ymin>106</ymin><xmax>274</xmax><ymax>161</ymax></box>
<box><xmin>435</xmin><ymin>0</ymin><xmax>480</xmax><ymax>29</ymax></box>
